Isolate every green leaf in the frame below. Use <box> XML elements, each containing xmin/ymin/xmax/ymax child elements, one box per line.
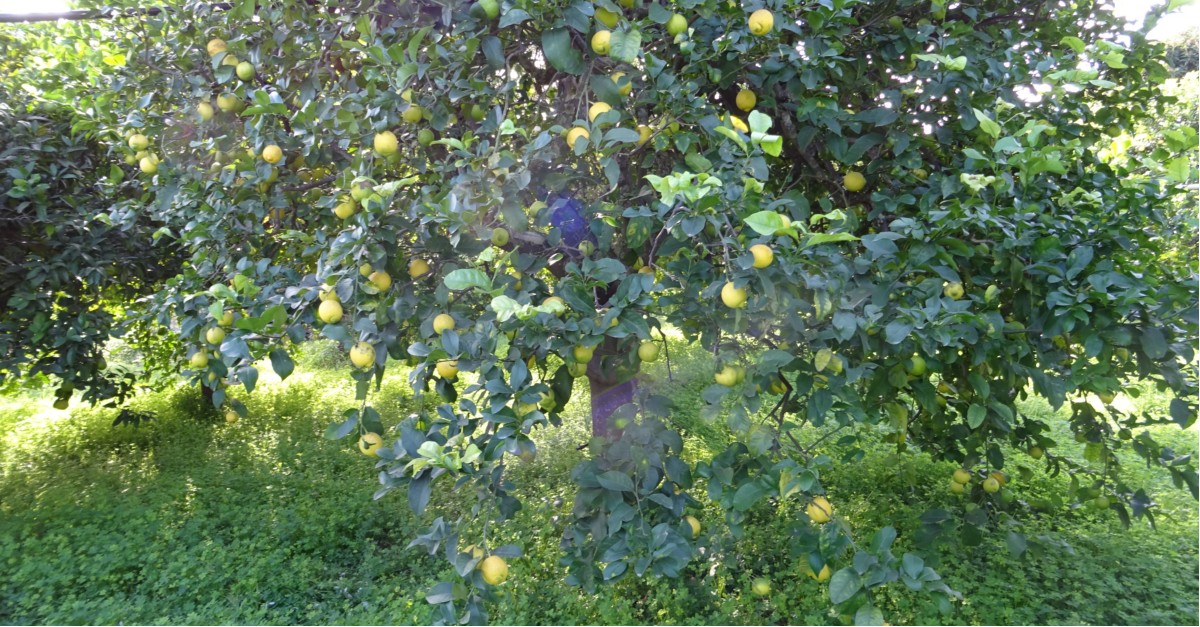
<box><xmin>269</xmin><ymin>348</ymin><xmax>295</xmax><ymax>379</ymax></box>
<box><xmin>481</xmin><ymin>36</ymin><xmax>504</xmax><ymax>69</ymax></box>
<box><xmin>714</xmin><ymin>126</ymin><xmax>747</xmax><ymax>148</ymax></box>
<box><xmin>604</xmin><ymin>127</ymin><xmax>642</xmax><ymax>144</ymax></box>
<box><xmin>238</xmin><ymin>366</ymin><xmax>258</xmax><ymax>393</ymax></box>
<box><xmin>967</xmin><ymin>404</ymin><xmax>986</xmax><ymax>429</ymax></box>
<box><xmin>885</xmin><ymin>321</ymin><xmax>913</xmax><ymax>345</ymax></box>
<box><xmin>994</xmin><ymin>136</ymin><xmax>1023</xmax><ymax>153</ymax></box>
<box><xmin>542</xmin><ymin>29</ymin><xmax>584</xmax><ymax>75</ymax></box>
<box><xmin>425</xmin><ymin>581</ymin><xmax>456</xmax><ymax>605</ymax></box>
<box><xmin>443</xmin><ymin>268</ymin><xmax>491</xmax><ymax>291</ymax></box>
<box><xmin>1166</xmin><ymin>157</ymin><xmax>1191</xmax><ymax>182</ymax></box>
<box><xmin>498</xmin><ymin>8</ymin><xmax>531</xmax><ymax>27</ymax></box>
<box><xmin>801</xmin><ymin>233</ymin><xmax>859</xmax><ymax>248</ymax></box>
<box><xmin>1141</xmin><ymin>327</ymin><xmax>1168</xmax><ymax>360</ymax></box>
<box><xmin>732</xmin><ymin>481</ymin><xmax>769</xmax><ymax>511</ymax></box>
<box><xmin>1169</xmin><ymin>398</ymin><xmax>1195</xmax><ymax>428</ymax></box>
<box><xmin>597</xmin><ymin>470</ymin><xmax>635</xmax><ymax>492</ymax></box>
<box><xmin>1061</xmin><ymin>36</ymin><xmax>1086</xmax><ymax>53</ymax></box>
<box><xmin>758</xmin><ymin>134</ymin><xmax>783</xmax><ymax>157</ymax></box>
<box><xmin>208</xmin><ymin>284</ymin><xmax>237</xmax><ymax>300</ymax></box>
<box><xmin>747</xmin><ymin>110</ymin><xmax>772</xmax><ymax>134</ymax></box>
<box><xmin>855</xmin><ymin>604</ymin><xmax>884</xmax><ymax>626</ymax></box>
<box><xmin>1099</xmin><ymin>51</ymin><xmax>1127</xmax><ymax>69</ymax></box>
<box><xmin>972</xmin><ymin>109</ymin><xmax>1001</xmax><ymax>139</ymax></box>
<box><xmin>490</xmin><ymin>295</ymin><xmax>528</xmax><ymax>322</ymax></box>
<box><xmin>829</xmin><ymin>567</ymin><xmax>862</xmax><ymax>604</ymax></box>
<box><xmin>684</xmin><ymin>151</ymin><xmax>713</xmax><ymax>173</ymax></box>
<box><xmin>1005</xmin><ymin>531</ymin><xmax>1028</xmax><ymax>557</ymax></box>
<box><xmin>608</xmin><ymin>29</ymin><xmax>642</xmax><ymax>64</ymax></box>
<box><xmin>855</xmin><ymin>108</ymin><xmax>897</xmax><ymax>127</ymax></box>
<box><xmin>743</xmin><ymin>211</ymin><xmax>791</xmax><ymax>236</ymax></box>
<box><xmin>325</xmin><ymin>410</ymin><xmax>358</xmax><ymax>440</ymax></box>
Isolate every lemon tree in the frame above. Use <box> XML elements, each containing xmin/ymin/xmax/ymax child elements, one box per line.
<box><xmin>1</xmin><ymin>0</ymin><xmax>1197</xmax><ymax>624</ymax></box>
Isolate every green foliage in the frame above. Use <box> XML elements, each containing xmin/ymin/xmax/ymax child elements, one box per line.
<box><xmin>1</xmin><ymin>0</ymin><xmax>1198</xmax><ymax>622</ymax></box>
<box><xmin>0</xmin><ymin>100</ymin><xmax>181</xmax><ymax>405</ymax></box>
<box><xmin>1161</xmin><ymin>28</ymin><xmax>1198</xmax><ymax>77</ymax></box>
<box><xmin>0</xmin><ymin>350</ymin><xmax>1195</xmax><ymax>625</ymax></box>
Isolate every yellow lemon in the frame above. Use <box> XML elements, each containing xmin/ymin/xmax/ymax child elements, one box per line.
<box><xmin>736</xmin><ymin>89</ymin><xmax>757</xmax><ymax>112</ymax></box>
<box><xmin>591</xmin><ymin>30</ymin><xmax>611</xmax><ymax>55</ymax></box>
<box><xmin>374</xmin><ymin>131</ymin><xmax>399</xmax><ymax>156</ymax></box>
<box><xmin>216</xmin><ymin>93</ymin><xmax>242</xmax><ymax>113</ymax></box>
<box><xmin>480</xmin><ymin>555</ymin><xmax>509</xmax><ymax>585</ymax></box>
<box><xmin>806</xmin><ymin>496</ymin><xmax>833</xmax><ymax>523</ymax></box>
<box><xmin>750</xmin><ymin>244</ymin><xmax>773</xmax><ymax>268</ymax></box>
<box><xmin>611</xmin><ymin>71</ymin><xmax>633</xmax><ymax>96</ymax></box>
<box><xmin>206</xmin><ymin>38</ymin><xmax>227</xmax><ymax>56</ymax></box>
<box><xmin>748</xmin><ymin>9</ymin><xmax>774</xmax><ymax>35</ymax></box>
<box><xmin>205</xmin><ymin>327</ymin><xmax>226</xmax><ymax>345</ymax></box>
<box><xmin>566</xmin><ymin>126</ymin><xmax>590</xmax><ymax>150</ymax></box>
<box><xmin>843</xmin><ymin>171</ymin><xmax>866</xmax><ymax>192</ymax></box>
<box><xmin>595</xmin><ymin>6</ymin><xmax>619</xmax><ymax>28</ymax></box>
<box><xmin>318</xmin><ymin>299</ymin><xmax>344</xmax><ymax>324</ymax></box>
<box><xmin>666</xmin><ymin>13</ymin><xmax>688</xmax><ymax>36</ymax></box>
<box><xmin>573</xmin><ymin>345</ymin><xmax>595</xmax><ymax>363</ymax></box>
<box><xmin>409</xmin><ymin>259</ymin><xmax>431</xmax><ymax>278</ymax></box>
<box><xmin>358</xmin><ymin>432</ymin><xmax>383</xmax><ymax>456</ymax></box>
<box><xmin>636</xmin><ymin>124</ymin><xmax>652</xmax><ymax>145</ymax></box>
<box><xmin>368</xmin><ymin>270</ymin><xmax>392</xmax><ymax>291</ymax></box>
<box><xmin>720</xmin><ymin>281</ymin><xmax>747</xmax><ymax>308</ymax></box>
<box><xmin>236</xmin><ymin>61</ymin><xmax>255</xmax><ymax>81</ymax></box>
<box><xmin>588</xmin><ymin>101</ymin><xmax>613</xmax><ymax>123</ymax></box>
<box><xmin>714</xmin><ymin>365</ymin><xmax>741</xmax><ymax>386</ymax></box>
<box><xmin>402</xmin><ymin>104</ymin><xmax>424</xmax><ymax>124</ymax></box>
<box><xmin>637</xmin><ymin>341</ymin><xmax>660</xmax><ymax>362</ymax></box>
<box><xmin>262</xmin><ymin>144</ymin><xmax>283</xmax><ymax>164</ymax></box>
<box><xmin>432</xmin><ymin>313</ymin><xmax>456</xmax><ymax>334</ymax></box>
<box><xmin>436</xmin><ymin>359</ymin><xmax>459</xmax><ymax>379</ymax></box>
<box><xmin>350</xmin><ymin>342</ymin><xmax>376</xmax><ymax>369</ymax></box>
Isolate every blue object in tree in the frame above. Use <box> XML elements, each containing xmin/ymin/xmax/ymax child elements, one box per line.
<box><xmin>546</xmin><ymin>193</ymin><xmax>593</xmax><ymax>248</ymax></box>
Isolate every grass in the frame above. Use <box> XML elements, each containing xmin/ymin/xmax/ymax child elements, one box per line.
<box><xmin>0</xmin><ymin>338</ymin><xmax>1195</xmax><ymax>625</ymax></box>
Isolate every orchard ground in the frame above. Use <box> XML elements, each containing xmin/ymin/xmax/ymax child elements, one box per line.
<box><xmin>1</xmin><ymin>336</ymin><xmax>1196</xmax><ymax>625</ymax></box>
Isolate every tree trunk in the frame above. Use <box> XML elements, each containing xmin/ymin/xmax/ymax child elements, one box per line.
<box><xmin>585</xmin><ymin>336</ymin><xmax>637</xmax><ymax>439</ymax></box>
<box><xmin>588</xmin><ymin>374</ymin><xmax>635</xmax><ymax>438</ymax></box>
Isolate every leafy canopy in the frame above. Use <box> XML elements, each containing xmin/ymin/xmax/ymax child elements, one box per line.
<box><xmin>1</xmin><ymin>0</ymin><xmax>1197</xmax><ymax>623</ymax></box>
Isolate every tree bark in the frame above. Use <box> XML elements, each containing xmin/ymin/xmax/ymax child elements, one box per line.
<box><xmin>585</xmin><ymin>336</ymin><xmax>637</xmax><ymax>439</ymax></box>
<box><xmin>588</xmin><ymin>373</ymin><xmax>635</xmax><ymax>438</ymax></box>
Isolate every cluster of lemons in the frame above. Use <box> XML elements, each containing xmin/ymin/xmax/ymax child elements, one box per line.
<box><xmin>566</xmin><ymin>8</ymin><xmax>778</xmax><ymax>151</ymax></box>
<box><xmin>753</xmin><ymin>496</ymin><xmax>836</xmax><ymax>595</ymax></box>
<box><xmin>950</xmin><ymin>468</ymin><xmax>1007</xmax><ymax>494</ymax></box>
